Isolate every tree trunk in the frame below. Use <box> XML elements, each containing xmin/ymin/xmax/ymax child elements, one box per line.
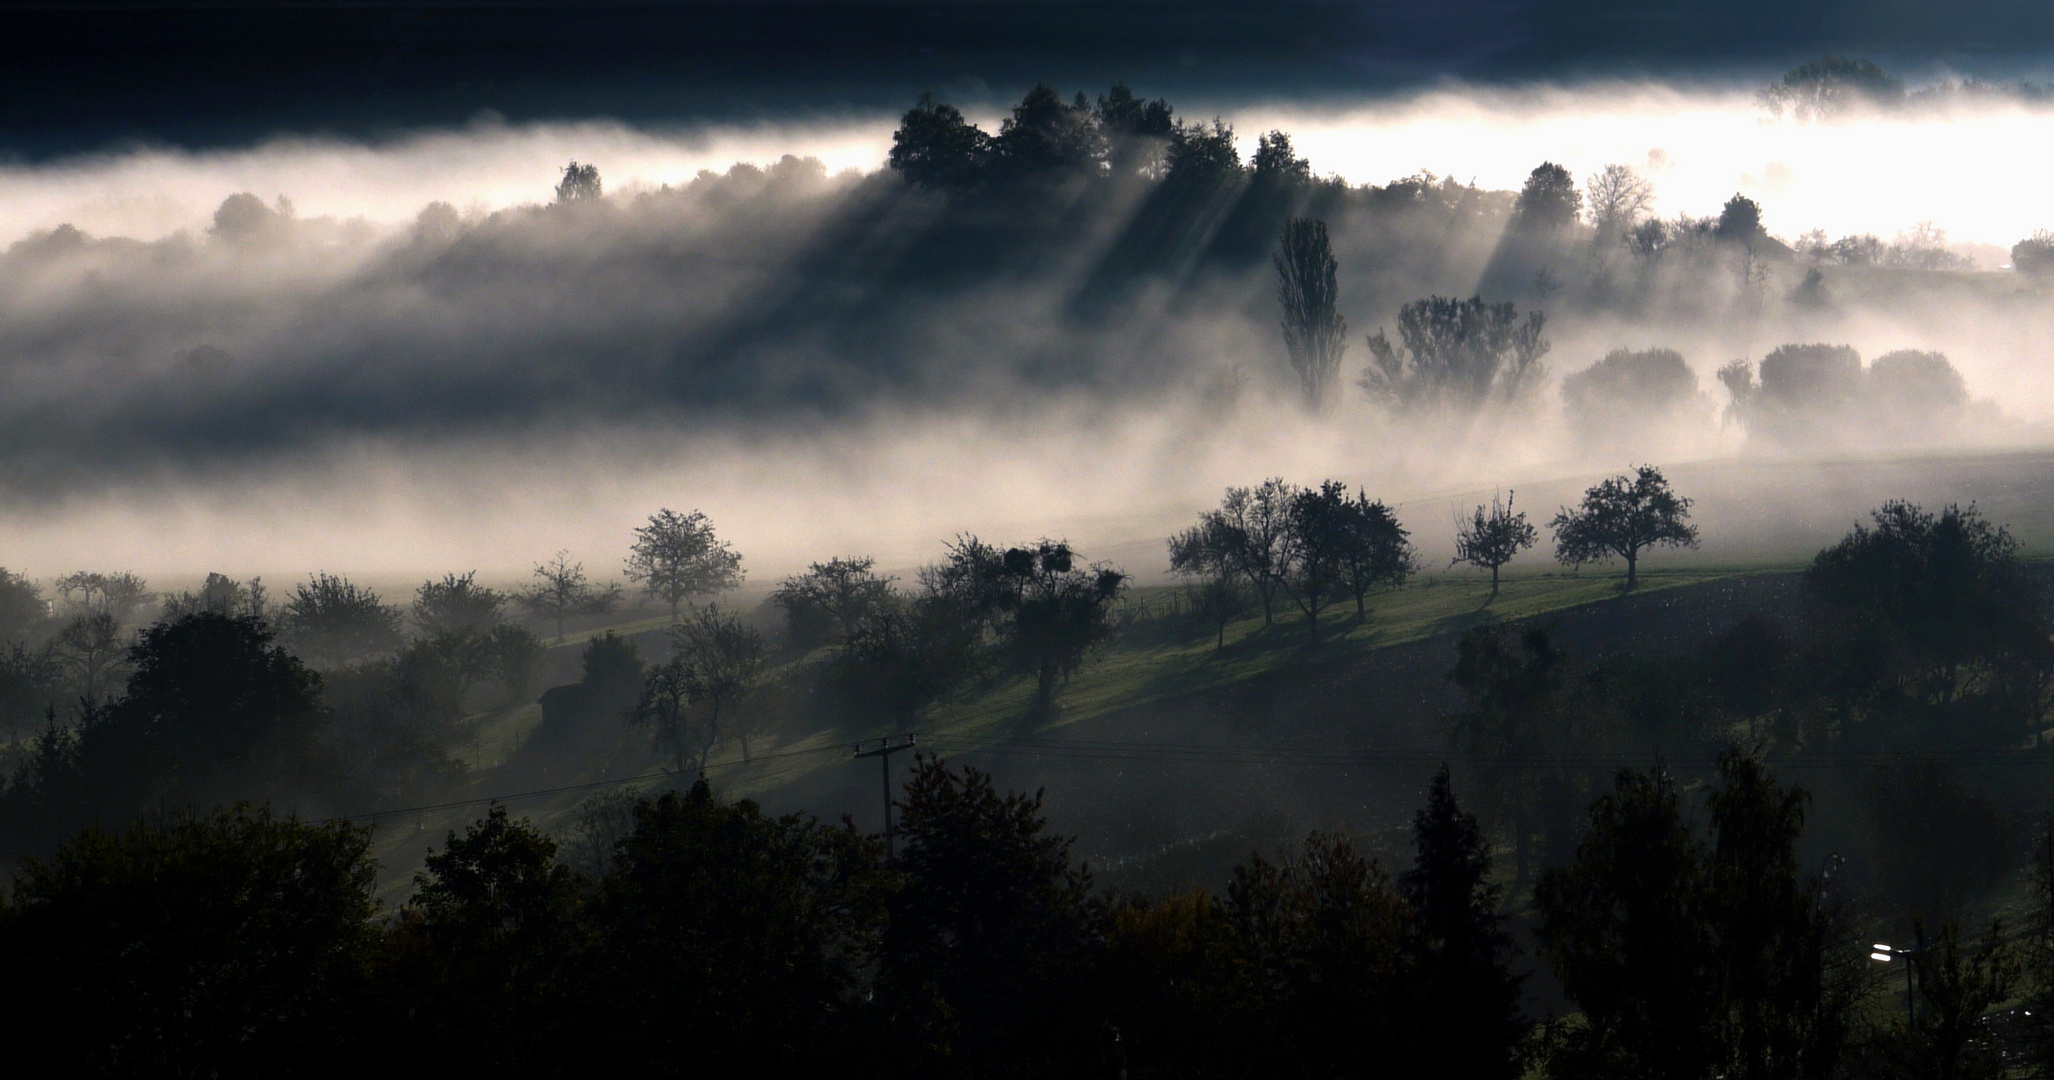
<box><xmin>1490</xmin><ymin>563</ymin><xmax>1501</xmax><ymax>598</ymax></box>
<box><xmin>1624</xmin><ymin>550</ymin><xmax>1639</xmax><ymax>590</ymax></box>
<box><xmin>1036</xmin><ymin>660</ymin><xmax>1059</xmax><ymax>719</ymax></box>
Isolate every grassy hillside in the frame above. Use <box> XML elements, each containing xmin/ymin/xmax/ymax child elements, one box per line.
<box><xmin>359</xmin><ymin>560</ymin><xmax>1778</xmax><ymax>893</ymax></box>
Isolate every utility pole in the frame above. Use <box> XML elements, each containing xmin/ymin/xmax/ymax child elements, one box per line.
<box><xmin>854</xmin><ymin>735</ymin><xmax>917</xmax><ymax>860</ymax></box>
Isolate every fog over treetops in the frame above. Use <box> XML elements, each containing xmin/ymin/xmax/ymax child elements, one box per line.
<box><xmin>4</xmin><ymin>75</ymin><xmax>2054</xmax><ymax>581</ymax></box>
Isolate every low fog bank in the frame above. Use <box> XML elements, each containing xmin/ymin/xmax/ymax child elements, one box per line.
<box><xmin>5</xmin><ymin>412</ymin><xmax>2053</xmax><ymax>596</ymax></box>
<box><xmin>4</xmin><ymin>76</ymin><xmax>2054</xmax><ymax>581</ymax></box>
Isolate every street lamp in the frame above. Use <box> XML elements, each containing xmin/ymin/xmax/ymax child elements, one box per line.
<box><xmin>1871</xmin><ymin>942</ymin><xmax>1922</xmax><ymax>1027</ymax></box>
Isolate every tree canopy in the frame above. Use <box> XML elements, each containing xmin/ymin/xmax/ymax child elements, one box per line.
<box><xmin>1360</xmin><ymin>295</ymin><xmax>1550</xmax><ymax>412</ymax></box>
<box><xmin>624</xmin><ymin>508</ymin><xmax>744</xmax><ymax>620</ymax></box>
<box><xmin>1550</xmin><ymin>465</ymin><xmax>1699</xmax><ymax>589</ymax></box>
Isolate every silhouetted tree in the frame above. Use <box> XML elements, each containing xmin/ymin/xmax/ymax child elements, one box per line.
<box><xmin>1453</xmin><ymin>491</ymin><xmax>1537</xmax><ymax>597</ymax></box>
<box><xmin>1718</xmin><ymin>343</ymin><xmax>1864</xmax><ymax>443</ymax></box>
<box><xmin>0</xmin><ymin>806</ymin><xmax>377</xmax><ymax>1075</ymax></box>
<box><xmin>889</xmin><ymin>93</ymin><xmax>992</xmax><ymax>189</ymax></box>
<box><xmin>1703</xmin><ymin>751</ymin><xmax>1846</xmax><ymax>1080</ymax></box>
<box><xmin>1513</xmin><ymin>162</ymin><xmax>1582</xmax><ymax>232</ymax></box>
<box><xmin>1226</xmin><ymin>830</ymin><xmax>1417</xmax><ymax>1075</ymax></box>
<box><xmin>1337</xmin><ymin>489</ymin><xmax>1414</xmax><ymax>617</ymax></box>
<box><xmin>1715</xmin><ymin>194</ymin><xmax>1767</xmax><ymax>245</ymax></box>
<box><xmin>1761</xmin><ymin>57</ymin><xmax>1904</xmax><ymax>121</ymax></box>
<box><xmin>1906</xmin><ymin>920</ymin><xmax>2018</xmax><ymax>1080</ymax></box>
<box><xmin>4</xmin><ymin>613</ymin><xmax>336</xmax><ymax>849</ymax></box>
<box><xmin>0</xmin><ymin>567</ymin><xmax>46</xmax><ymax>642</ymax></box>
<box><xmin>1191</xmin><ymin>480</ymin><xmax>1281</xmax><ymax>632</ymax></box>
<box><xmin>1094</xmin><ymin>82</ymin><xmax>1175</xmax><ymax>177</ymax></box>
<box><xmin>1535</xmin><ymin>765</ymin><xmax>1719</xmax><ymax>1080</ymax></box>
<box><xmin>411</xmin><ymin>571</ymin><xmax>507</xmax><ymax>636</ymax></box>
<box><xmin>669</xmin><ymin>602</ymin><xmax>766</xmax><ymax>759</ymax></box>
<box><xmin>1863</xmin><ymin>759</ymin><xmax>2014</xmax><ymax>916</ymax></box>
<box><xmin>1626</xmin><ymin>217</ymin><xmax>1672</xmax><ymax>269</ymax></box>
<box><xmin>1275</xmin><ymin>218</ymin><xmax>1348</xmax><ymax>410</ymax></box>
<box><xmin>2011</xmin><ymin>230</ymin><xmax>2054</xmax><ymax>277</ymax></box>
<box><xmin>1282</xmin><ymin>480</ymin><xmax>1354</xmax><ymax>640</ymax></box>
<box><xmin>52</xmin><ymin>570</ymin><xmax>152</xmax><ymax>624</ymax></box>
<box><xmin>51</xmin><ymin>611</ymin><xmax>127</xmax><ymax>701</ymax></box>
<box><xmin>1865</xmin><ymin>349</ymin><xmax>1970</xmax><ymax>439</ymax></box>
<box><xmin>583</xmin><ymin>782</ymin><xmax>885</xmax><ymax>1073</ymax></box>
<box><xmin>554</xmin><ymin>161</ymin><xmax>602</xmax><ymax>202</ymax></box>
<box><xmin>625</xmin><ymin>508</ymin><xmax>745</xmax><ymax>620</ymax></box>
<box><xmin>1562</xmin><ymin>348</ymin><xmax>1704</xmax><ymax>449</ymax></box>
<box><xmin>1168</xmin><ymin>517</ymin><xmax>1248</xmax><ymax>649</ymax></box>
<box><xmin>518</xmin><ymin>550</ymin><xmax>619</xmax><ymax>641</ymax></box>
<box><xmin>1550</xmin><ymin>465</ymin><xmax>1699</xmax><ymax>589</ymax></box>
<box><xmin>1401</xmin><ymin>766</ymin><xmax>1527</xmax><ymax>1079</ymax></box>
<box><xmin>1360</xmin><ymin>295</ymin><xmax>1550</xmax><ymax>411</ymax></box>
<box><xmin>1584</xmin><ymin>164</ymin><xmax>1654</xmax><ymax>245</ymax></box>
<box><xmin>210</xmin><ymin>192</ymin><xmax>293</xmax><ymax>244</ymax></box>
<box><xmin>385</xmin><ymin>806</ymin><xmax>585</xmax><ymax>1074</ymax></box>
<box><xmin>1164</xmin><ymin>117</ymin><xmax>1242</xmax><ymax>184</ymax></box>
<box><xmin>280</xmin><ymin>573</ymin><xmax>402</xmax><ymax>668</ymax></box>
<box><xmin>1449</xmin><ymin>624</ymin><xmax>1573</xmax><ymax>883</ymax></box>
<box><xmin>1177</xmin><ymin>479</ymin><xmax>1296</xmax><ymax>629</ymax></box>
<box><xmin>629</xmin><ymin>658</ymin><xmax>696</xmax><ymax>772</ymax></box>
<box><xmin>539</xmin><ymin>630</ymin><xmax>642</xmax><ymax>748</ymax></box>
<box><xmin>0</xmin><ymin>642</ymin><xmax>61</xmax><ymax>740</ymax></box>
<box><xmin>160</xmin><ymin>571</ymin><xmax>267</xmax><ymax>620</ymax></box>
<box><xmin>1808</xmin><ymin>501</ymin><xmax>2050</xmax><ymax>720</ymax></box>
<box><xmin>1251</xmin><ymin>130</ymin><xmax>1313</xmax><ymax>187</ymax></box>
<box><xmin>880</xmin><ymin>757</ymin><xmax>1101</xmax><ymax>1074</ymax></box>
<box><xmin>829</xmin><ymin>592</ymin><xmax>982</xmax><ymax>732</ymax></box>
<box><xmin>993</xmin><ymin>83</ymin><xmax>1106</xmax><ymax>177</ymax></box>
<box><xmin>772</xmin><ymin>556</ymin><xmax>895</xmax><ymax>650</ymax></box>
<box><xmin>932</xmin><ymin>537</ymin><xmax>1125</xmax><ymax>718</ymax></box>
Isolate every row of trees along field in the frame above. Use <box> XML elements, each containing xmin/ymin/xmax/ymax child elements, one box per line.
<box><xmin>0</xmin><ymin>465</ymin><xmax>1713</xmax><ymax>856</ymax></box>
<box><xmin>0</xmin><ymin>482</ymin><xmax>2051</xmax><ymax>1072</ymax></box>
<box><xmin>9</xmin><ymin>748</ymin><xmax>2054</xmax><ymax>1077</ymax></box>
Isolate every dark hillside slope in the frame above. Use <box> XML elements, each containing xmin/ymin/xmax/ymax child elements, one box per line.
<box><xmin>759</xmin><ymin>570</ymin><xmax>1823</xmax><ymax>878</ymax></box>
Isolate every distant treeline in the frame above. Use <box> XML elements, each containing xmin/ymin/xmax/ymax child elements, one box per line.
<box><xmin>3</xmin><ymin>67</ymin><xmax>2044</xmax><ymax>487</ymax></box>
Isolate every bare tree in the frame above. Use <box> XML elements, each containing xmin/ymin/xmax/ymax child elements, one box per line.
<box><xmin>1275</xmin><ymin>218</ymin><xmax>1349</xmax><ymax>410</ymax></box>
<box><xmin>52</xmin><ymin>611</ymin><xmax>128</xmax><ymax>701</ymax></box>
<box><xmin>669</xmin><ymin>603</ymin><xmax>767</xmax><ymax>759</ymax></box>
<box><xmin>631</xmin><ymin>657</ymin><xmax>702</xmax><ymax>774</ymax></box>
<box><xmin>1175</xmin><ymin>480</ymin><xmax>1296</xmax><ymax>627</ymax></box>
<box><xmin>519</xmin><ymin>551</ymin><xmax>620</xmax><ymax>641</ymax></box>
<box><xmin>52</xmin><ymin>571</ymin><xmax>153</xmax><ymax>625</ymax></box>
<box><xmin>1452</xmin><ymin>491</ymin><xmax>1538</xmax><ymax>598</ymax></box>
<box><xmin>625</xmin><ymin>508</ymin><xmax>745</xmax><ymax>621</ymax></box>
<box><xmin>1583</xmin><ymin>164</ymin><xmax>1655</xmax><ymax>246</ymax></box>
